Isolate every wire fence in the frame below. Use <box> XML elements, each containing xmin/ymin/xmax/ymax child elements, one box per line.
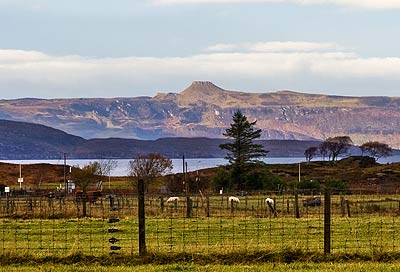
<box><xmin>1</xmin><ymin>188</ymin><xmax>400</xmax><ymax>256</ymax></box>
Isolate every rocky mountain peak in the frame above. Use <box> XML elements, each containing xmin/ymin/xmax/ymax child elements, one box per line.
<box><xmin>181</xmin><ymin>81</ymin><xmax>226</xmax><ymax>95</ymax></box>
<box><xmin>177</xmin><ymin>81</ymin><xmax>230</xmax><ymax>106</ymax></box>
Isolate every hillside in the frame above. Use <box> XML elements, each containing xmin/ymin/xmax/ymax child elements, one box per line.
<box><xmin>0</xmin><ymin>82</ymin><xmax>399</xmax><ymax>147</ymax></box>
<box><xmin>2</xmin><ymin>157</ymin><xmax>400</xmax><ymax>194</ymax></box>
<box><xmin>0</xmin><ymin>120</ymin><xmax>85</xmax><ymax>159</ymax></box>
<box><xmin>0</xmin><ymin>119</ymin><xmax>323</xmax><ymax>159</ymax></box>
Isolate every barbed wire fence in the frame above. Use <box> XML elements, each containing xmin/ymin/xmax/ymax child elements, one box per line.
<box><xmin>1</xmin><ymin>187</ymin><xmax>400</xmax><ymax>257</ymax></box>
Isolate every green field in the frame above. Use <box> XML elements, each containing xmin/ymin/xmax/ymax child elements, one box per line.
<box><xmin>1</xmin><ymin>193</ymin><xmax>400</xmax><ymax>263</ymax></box>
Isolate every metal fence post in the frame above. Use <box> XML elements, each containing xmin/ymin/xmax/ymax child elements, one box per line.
<box><xmin>138</xmin><ymin>178</ymin><xmax>146</xmax><ymax>255</ymax></box>
<box><xmin>324</xmin><ymin>187</ymin><xmax>331</xmax><ymax>255</ymax></box>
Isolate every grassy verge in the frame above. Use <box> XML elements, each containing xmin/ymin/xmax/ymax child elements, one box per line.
<box><xmin>3</xmin><ymin>262</ymin><xmax>400</xmax><ymax>272</ymax></box>
<box><xmin>2</xmin><ymin>249</ymin><xmax>400</xmax><ymax>265</ymax></box>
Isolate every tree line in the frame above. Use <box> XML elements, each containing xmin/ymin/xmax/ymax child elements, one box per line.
<box><xmin>304</xmin><ymin>138</ymin><xmax>392</xmax><ymax>162</ymax></box>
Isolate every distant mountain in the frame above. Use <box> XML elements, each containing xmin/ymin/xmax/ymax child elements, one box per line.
<box><xmin>0</xmin><ymin>119</ymin><xmax>325</xmax><ymax>159</ymax></box>
<box><xmin>1</xmin><ymin>81</ymin><xmax>400</xmax><ymax>147</ymax></box>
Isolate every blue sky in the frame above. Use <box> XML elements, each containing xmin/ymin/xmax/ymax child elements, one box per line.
<box><xmin>0</xmin><ymin>0</ymin><xmax>399</xmax><ymax>98</ymax></box>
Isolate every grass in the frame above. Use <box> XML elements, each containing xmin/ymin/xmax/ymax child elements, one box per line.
<box><xmin>3</xmin><ymin>252</ymin><xmax>400</xmax><ymax>271</ymax></box>
<box><xmin>0</xmin><ymin>214</ymin><xmax>400</xmax><ymax>257</ymax></box>
<box><xmin>3</xmin><ymin>262</ymin><xmax>400</xmax><ymax>272</ymax></box>
<box><xmin>1</xmin><ymin>193</ymin><xmax>400</xmax><ymax>263</ymax></box>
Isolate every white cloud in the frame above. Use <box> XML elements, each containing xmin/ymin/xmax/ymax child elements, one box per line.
<box><xmin>153</xmin><ymin>0</ymin><xmax>400</xmax><ymax>9</ymax></box>
<box><xmin>205</xmin><ymin>41</ymin><xmax>340</xmax><ymax>53</ymax></box>
<box><xmin>1</xmin><ymin>44</ymin><xmax>400</xmax><ymax>98</ymax></box>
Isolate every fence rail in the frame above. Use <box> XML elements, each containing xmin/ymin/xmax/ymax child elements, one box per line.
<box><xmin>1</xmin><ymin>188</ymin><xmax>400</xmax><ymax>256</ymax></box>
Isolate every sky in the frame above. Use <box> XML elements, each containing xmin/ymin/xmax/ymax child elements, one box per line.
<box><xmin>0</xmin><ymin>0</ymin><xmax>399</xmax><ymax>99</ymax></box>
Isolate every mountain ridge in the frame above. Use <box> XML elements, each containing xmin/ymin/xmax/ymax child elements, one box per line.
<box><xmin>0</xmin><ymin>81</ymin><xmax>399</xmax><ymax>147</ymax></box>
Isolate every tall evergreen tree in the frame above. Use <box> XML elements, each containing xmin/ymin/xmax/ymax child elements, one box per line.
<box><xmin>219</xmin><ymin>110</ymin><xmax>269</xmax><ymax>190</ymax></box>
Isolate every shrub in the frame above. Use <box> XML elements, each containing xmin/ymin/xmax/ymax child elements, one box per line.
<box><xmin>298</xmin><ymin>179</ymin><xmax>321</xmax><ymax>195</ymax></box>
<box><xmin>212</xmin><ymin>166</ymin><xmax>234</xmax><ymax>192</ymax></box>
<box><xmin>244</xmin><ymin>167</ymin><xmax>284</xmax><ymax>191</ymax></box>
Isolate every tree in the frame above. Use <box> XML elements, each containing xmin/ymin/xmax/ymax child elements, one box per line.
<box><xmin>71</xmin><ymin>162</ymin><xmax>101</xmax><ymax>217</ymax></box>
<box><xmin>91</xmin><ymin>159</ymin><xmax>118</xmax><ymax>189</ymax></box>
<box><xmin>304</xmin><ymin>146</ymin><xmax>318</xmax><ymax>162</ymax></box>
<box><xmin>128</xmin><ymin>153</ymin><xmax>173</xmax><ymax>190</ymax></box>
<box><xmin>360</xmin><ymin>141</ymin><xmax>392</xmax><ymax>161</ymax></box>
<box><xmin>91</xmin><ymin>159</ymin><xmax>118</xmax><ymax>177</ymax></box>
<box><xmin>323</xmin><ymin>136</ymin><xmax>353</xmax><ymax>161</ymax></box>
<box><xmin>319</xmin><ymin>141</ymin><xmax>330</xmax><ymax>161</ymax></box>
<box><xmin>219</xmin><ymin>110</ymin><xmax>269</xmax><ymax>190</ymax></box>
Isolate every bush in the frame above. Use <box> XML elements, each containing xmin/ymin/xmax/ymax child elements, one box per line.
<box><xmin>359</xmin><ymin>156</ymin><xmax>376</xmax><ymax>168</ymax></box>
<box><xmin>244</xmin><ymin>167</ymin><xmax>284</xmax><ymax>191</ymax></box>
<box><xmin>327</xmin><ymin>179</ymin><xmax>350</xmax><ymax>194</ymax></box>
<box><xmin>298</xmin><ymin>179</ymin><xmax>321</xmax><ymax>195</ymax></box>
<box><xmin>212</xmin><ymin>166</ymin><xmax>234</xmax><ymax>192</ymax></box>
<box><xmin>212</xmin><ymin>164</ymin><xmax>285</xmax><ymax>192</ymax></box>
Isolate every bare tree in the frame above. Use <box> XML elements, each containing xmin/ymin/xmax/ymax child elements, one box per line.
<box><xmin>304</xmin><ymin>146</ymin><xmax>318</xmax><ymax>162</ymax></box>
<box><xmin>319</xmin><ymin>141</ymin><xmax>330</xmax><ymax>161</ymax></box>
<box><xmin>128</xmin><ymin>153</ymin><xmax>173</xmax><ymax>189</ymax></box>
<box><xmin>91</xmin><ymin>159</ymin><xmax>118</xmax><ymax>189</ymax></box>
<box><xmin>92</xmin><ymin>159</ymin><xmax>118</xmax><ymax>176</ymax></box>
<box><xmin>360</xmin><ymin>141</ymin><xmax>392</xmax><ymax>161</ymax></box>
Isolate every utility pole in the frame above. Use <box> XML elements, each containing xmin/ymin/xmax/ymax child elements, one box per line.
<box><xmin>18</xmin><ymin>164</ymin><xmax>23</xmax><ymax>189</ymax></box>
<box><xmin>298</xmin><ymin>162</ymin><xmax>301</xmax><ymax>183</ymax></box>
<box><xmin>182</xmin><ymin>154</ymin><xmax>185</xmax><ymax>193</ymax></box>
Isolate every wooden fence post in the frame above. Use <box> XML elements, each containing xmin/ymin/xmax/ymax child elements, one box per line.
<box><xmin>294</xmin><ymin>189</ymin><xmax>300</xmax><ymax>219</ymax></box>
<box><xmin>186</xmin><ymin>196</ymin><xmax>192</xmax><ymax>218</ymax></box>
<box><xmin>324</xmin><ymin>187</ymin><xmax>331</xmax><ymax>255</ymax></box>
<box><xmin>340</xmin><ymin>195</ymin><xmax>346</xmax><ymax>217</ymax></box>
<box><xmin>287</xmin><ymin>199</ymin><xmax>290</xmax><ymax>214</ymax></box>
<box><xmin>160</xmin><ymin>196</ymin><xmax>164</xmax><ymax>213</ymax></box>
<box><xmin>206</xmin><ymin>196</ymin><xmax>210</xmax><ymax>217</ymax></box>
<box><xmin>138</xmin><ymin>178</ymin><xmax>146</xmax><ymax>256</ymax></box>
<box><xmin>346</xmin><ymin>200</ymin><xmax>351</xmax><ymax>217</ymax></box>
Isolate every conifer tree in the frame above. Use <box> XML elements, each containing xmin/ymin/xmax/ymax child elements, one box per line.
<box><xmin>219</xmin><ymin>110</ymin><xmax>268</xmax><ymax>189</ymax></box>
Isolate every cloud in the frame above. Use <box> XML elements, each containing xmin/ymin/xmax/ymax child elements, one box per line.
<box><xmin>205</xmin><ymin>41</ymin><xmax>340</xmax><ymax>53</ymax></box>
<box><xmin>153</xmin><ymin>0</ymin><xmax>400</xmax><ymax>9</ymax></box>
<box><xmin>1</xmin><ymin>43</ymin><xmax>400</xmax><ymax>98</ymax></box>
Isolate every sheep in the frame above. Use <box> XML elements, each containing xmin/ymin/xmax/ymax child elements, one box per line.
<box><xmin>228</xmin><ymin>196</ymin><xmax>240</xmax><ymax>212</ymax></box>
<box><xmin>166</xmin><ymin>196</ymin><xmax>179</xmax><ymax>203</ymax></box>
<box><xmin>228</xmin><ymin>196</ymin><xmax>240</xmax><ymax>203</ymax></box>
<box><xmin>265</xmin><ymin>197</ymin><xmax>278</xmax><ymax>218</ymax></box>
<box><xmin>303</xmin><ymin>196</ymin><xmax>321</xmax><ymax>207</ymax></box>
<box><xmin>265</xmin><ymin>197</ymin><xmax>274</xmax><ymax>205</ymax></box>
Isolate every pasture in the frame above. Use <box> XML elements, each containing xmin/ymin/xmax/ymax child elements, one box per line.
<box><xmin>1</xmin><ymin>190</ymin><xmax>400</xmax><ymax>260</ymax></box>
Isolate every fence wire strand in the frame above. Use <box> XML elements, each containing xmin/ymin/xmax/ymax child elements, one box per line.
<box><xmin>1</xmin><ymin>189</ymin><xmax>400</xmax><ymax>256</ymax></box>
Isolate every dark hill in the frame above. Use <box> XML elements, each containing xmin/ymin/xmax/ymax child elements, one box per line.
<box><xmin>0</xmin><ymin>119</ymin><xmax>327</xmax><ymax>159</ymax></box>
<box><xmin>0</xmin><ymin>120</ymin><xmax>85</xmax><ymax>159</ymax></box>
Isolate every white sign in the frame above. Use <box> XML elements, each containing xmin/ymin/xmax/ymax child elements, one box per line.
<box><xmin>18</xmin><ymin>178</ymin><xmax>24</xmax><ymax>183</ymax></box>
<box><xmin>4</xmin><ymin>187</ymin><xmax>9</xmax><ymax>193</ymax></box>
